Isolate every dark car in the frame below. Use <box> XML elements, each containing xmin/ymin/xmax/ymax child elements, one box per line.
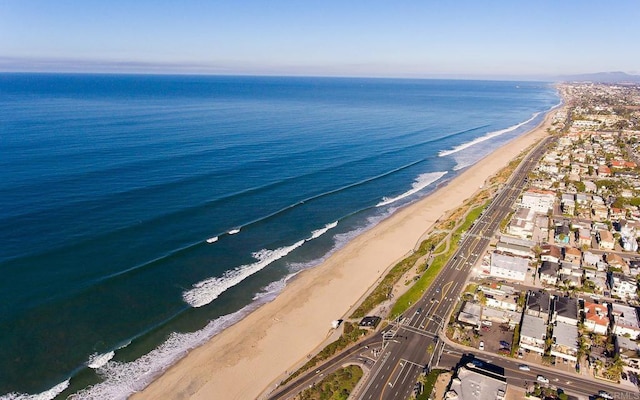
<box><xmin>499</xmin><ymin>340</ymin><xmax>510</xmax><ymax>349</ymax></box>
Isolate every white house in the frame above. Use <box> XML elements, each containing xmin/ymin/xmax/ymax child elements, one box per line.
<box><xmin>489</xmin><ymin>253</ymin><xmax>529</xmax><ymax>282</ymax></box>
<box><xmin>612</xmin><ymin>304</ymin><xmax>640</xmax><ymax>339</ymax></box>
<box><xmin>519</xmin><ymin>314</ymin><xmax>547</xmax><ymax>354</ymax></box>
<box><xmin>550</xmin><ymin>322</ymin><xmax>579</xmax><ymax>362</ymax></box>
<box><xmin>521</xmin><ymin>189</ymin><xmax>556</xmax><ymax>214</ymax></box>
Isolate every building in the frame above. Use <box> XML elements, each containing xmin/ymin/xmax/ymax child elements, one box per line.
<box><xmin>540</xmin><ymin>244</ymin><xmax>562</xmax><ymax>264</ymax></box>
<box><xmin>577</xmin><ymin>228</ymin><xmax>592</xmax><ymax>247</ymax></box>
<box><xmin>445</xmin><ymin>363</ymin><xmax>507</xmax><ymax>400</ymax></box>
<box><xmin>612</xmin><ymin>304</ymin><xmax>640</xmax><ymax>339</ymax></box>
<box><xmin>525</xmin><ymin>291</ymin><xmax>552</xmax><ymax>323</ymax></box>
<box><xmin>539</xmin><ymin>261</ymin><xmax>559</xmax><ymax>286</ymax></box>
<box><xmin>520</xmin><ymin>189</ymin><xmax>556</xmax><ymax>214</ymax></box>
<box><xmin>478</xmin><ymin>285</ymin><xmax>519</xmax><ymax>312</ymax></box>
<box><xmin>609</xmin><ymin>273</ymin><xmax>638</xmax><ymax>300</ymax></box>
<box><xmin>507</xmin><ymin>207</ymin><xmax>536</xmax><ymax>239</ymax></box>
<box><xmin>597</xmin><ymin>229</ymin><xmax>615</xmax><ymax>250</ymax></box>
<box><xmin>489</xmin><ymin>253</ymin><xmax>529</xmax><ymax>282</ymax></box>
<box><xmin>495</xmin><ymin>240</ymin><xmax>534</xmax><ymax>259</ymax></box>
<box><xmin>554</xmin><ymin>296</ymin><xmax>579</xmax><ymax>325</ymax></box>
<box><xmin>561</xmin><ymin>193</ymin><xmax>575</xmax><ymax>215</ymax></box>
<box><xmin>583</xmin><ymin>301</ymin><xmax>609</xmax><ymax>335</ymax></box>
<box><xmin>458</xmin><ymin>301</ymin><xmax>482</xmax><ymax>327</ymax></box>
<box><xmin>564</xmin><ymin>247</ymin><xmax>582</xmax><ymax>264</ymax></box>
<box><xmin>519</xmin><ymin>314</ymin><xmax>547</xmax><ymax>355</ymax></box>
<box><xmin>550</xmin><ymin>322</ymin><xmax>579</xmax><ymax>362</ymax></box>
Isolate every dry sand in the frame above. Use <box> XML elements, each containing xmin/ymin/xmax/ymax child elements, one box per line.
<box><xmin>133</xmin><ymin>108</ymin><xmax>559</xmax><ymax>400</ymax></box>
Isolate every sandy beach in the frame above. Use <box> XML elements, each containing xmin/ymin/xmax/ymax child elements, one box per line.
<box><xmin>134</xmin><ymin>108</ymin><xmax>559</xmax><ymax>400</ymax></box>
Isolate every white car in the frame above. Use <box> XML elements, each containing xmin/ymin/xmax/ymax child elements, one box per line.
<box><xmin>478</xmin><ymin>341</ymin><xmax>484</xmax><ymax>351</ymax></box>
<box><xmin>518</xmin><ymin>364</ymin><xmax>530</xmax><ymax>371</ymax></box>
<box><xmin>536</xmin><ymin>375</ymin><xmax>549</xmax><ymax>384</ymax></box>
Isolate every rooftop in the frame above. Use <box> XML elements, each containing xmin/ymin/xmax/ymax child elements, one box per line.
<box><xmin>521</xmin><ymin>314</ymin><xmax>547</xmax><ymax>340</ymax></box>
<box><xmin>446</xmin><ymin>364</ymin><xmax>506</xmax><ymax>400</ymax></box>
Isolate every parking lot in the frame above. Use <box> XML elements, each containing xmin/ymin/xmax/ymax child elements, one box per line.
<box><xmin>476</xmin><ymin>322</ymin><xmax>514</xmax><ymax>355</ymax></box>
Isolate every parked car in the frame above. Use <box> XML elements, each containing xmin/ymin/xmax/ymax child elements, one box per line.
<box><xmin>518</xmin><ymin>364</ymin><xmax>530</xmax><ymax>371</ymax></box>
<box><xmin>478</xmin><ymin>341</ymin><xmax>484</xmax><ymax>351</ymax></box>
<box><xmin>536</xmin><ymin>375</ymin><xmax>549</xmax><ymax>384</ymax></box>
<box><xmin>499</xmin><ymin>340</ymin><xmax>510</xmax><ymax>349</ymax></box>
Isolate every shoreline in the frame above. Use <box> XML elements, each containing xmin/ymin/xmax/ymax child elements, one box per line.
<box><xmin>133</xmin><ymin>108</ymin><xmax>560</xmax><ymax>400</ymax></box>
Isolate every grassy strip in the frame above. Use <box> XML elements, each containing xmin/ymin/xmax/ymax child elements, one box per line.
<box><xmin>390</xmin><ymin>202</ymin><xmax>488</xmax><ymax>318</ymax></box>
<box><xmin>296</xmin><ymin>365</ymin><xmax>363</xmax><ymax>400</ymax></box>
<box><xmin>282</xmin><ymin>322</ymin><xmax>367</xmax><ymax>385</ymax></box>
<box><xmin>350</xmin><ymin>232</ymin><xmax>446</xmax><ymax>319</ymax></box>
<box><xmin>417</xmin><ymin>369</ymin><xmax>447</xmax><ymax>400</ymax></box>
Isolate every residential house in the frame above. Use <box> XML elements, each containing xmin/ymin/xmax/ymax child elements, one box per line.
<box><xmin>495</xmin><ymin>241</ymin><xmax>534</xmax><ymax>259</ymax></box>
<box><xmin>564</xmin><ymin>247</ymin><xmax>582</xmax><ymax>264</ymax></box>
<box><xmin>609</xmin><ymin>273</ymin><xmax>638</xmax><ymax>300</ymax></box>
<box><xmin>561</xmin><ymin>193</ymin><xmax>575</xmax><ymax>215</ymax></box>
<box><xmin>592</xmin><ymin>204</ymin><xmax>609</xmax><ymax>221</ymax></box>
<box><xmin>507</xmin><ymin>207</ymin><xmax>536</xmax><ymax>239</ymax></box>
<box><xmin>612</xmin><ymin>303</ymin><xmax>640</xmax><ymax>339</ymax></box>
<box><xmin>554</xmin><ymin>296</ymin><xmax>579</xmax><ymax>325</ymax></box>
<box><xmin>526</xmin><ymin>291</ymin><xmax>552</xmax><ymax>323</ymax></box>
<box><xmin>489</xmin><ymin>253</ymin><xmax>529</xmax><ymax>282</ymax></box>
<box><xmin>606</xmin><ymin>253</ymin><xmax>629</xmax><ymax>273</ymax></box>
<box><xmin>597</xmin><ymin>165</ymin><xmax>612</xmax><ymax>177</ymax></box>
<box><xmin>521</xmin><ymin>189</ymin><xmax>556</xmax><ymax>214</ymax></box>
<box><xmin>583</xmin><ymin>301</ymin><xmax>609</xmax><ymax>335</ymax></box>
<box><xmin>554</xmin><ymin>220</ymin><xmax>571</xmax><ymax>244</ymax></box>
<box><xmin>539</xmin><ymin>261</ymin><xmax>559</xmax><ymax>286</ymax></box>
<box><xmin>540</xmin><ymin>244</ymin><xmax>562</xmax><ymax>264</ymax></box>
<box><xmin>577</xmin><ymin>228</ymin><xmax>592</xmax><ymax>248</ymax></box>
<box><xmin>597</xmin><ymin>229</ymin><xmax>615</xmax><ymax>250</ymax></box>
<box><xmin>519</xmin><ymin>314</ymin><xmax>547</xmax><ymax>355</ymax></box>
<box><xmin>550</xmin><ymin>322</ymin><xmax>579</xmax><ymax>362</ymax></box>
<box><xmin>582</xmin><ymin>251</ymin><xmax>602</xmax><ymax>267</ymax></box>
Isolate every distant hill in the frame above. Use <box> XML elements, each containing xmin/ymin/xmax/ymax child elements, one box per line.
<box><xmin>558</xmin><ymin>71</ymin><xmax>640</xmax><ymax>84</ymax></box>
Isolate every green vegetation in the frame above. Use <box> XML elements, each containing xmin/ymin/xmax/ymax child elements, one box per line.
<box><xmin>350</xmin><ymin>232</ymin><xmax>446</xmax><ymax>319</ymax></box>
<box><xmin>296</xmin><ymin>365</ymin><xmax>363</xmax><ymax>400</ymax></box>
<box><xmin>390</xmin><ymin>202</ymin><xmax>488</xmax><ymax>317</ymax></box>
<box><xmin>511</xmin><ymin>324</ymin><xmax>520</xmax><ymax>357</ymax></box>
<box><xmin>416</xmin><ymin>369</ymin><xmax>447</xmax><ymax>400</ymax></box>
<box><xmin>283</xmin><ymin>322</ymin><xmax>367</xmax><ymax>385</ymax></box>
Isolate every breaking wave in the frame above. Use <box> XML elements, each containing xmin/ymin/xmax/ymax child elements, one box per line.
<box><xmin>439</xmin><ymin>112</ymin><xmax>540</xmax><ymax>157</ymax></box>
<box><xmin>376</xmin><ymin>171</ymin><xmax>447</xmax><ymax>207</ymax></box>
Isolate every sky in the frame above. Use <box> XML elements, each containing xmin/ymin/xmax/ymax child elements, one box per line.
<box><xmin>1</xmin><ymin>0</ymin><xmax>639</xmax><ymax>79</ymax></box>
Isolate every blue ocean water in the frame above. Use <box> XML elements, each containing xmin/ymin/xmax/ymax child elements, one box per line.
<box><xmin>0</xmin><ymin>74</ymin><xmax>559</xmax><ymax>398</ymax></box>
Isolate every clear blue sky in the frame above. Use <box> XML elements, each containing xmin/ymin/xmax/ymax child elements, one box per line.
<box><xmin>1</xmin><ymin>0</ymin><xmax>638</xmax><ymax>78</ymax></box>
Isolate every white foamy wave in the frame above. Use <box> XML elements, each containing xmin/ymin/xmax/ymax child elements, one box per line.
<box><xmin>307</xmin><ymin>221</ymin><xmax>338</xmax><ymax>241</ymax></box>
<box><xmin>67</xmin><ymin>305</ymin><xmax>259</xmax><ymax>400</ymax></box>
<box><xmin>438</xmin><ymin>112</ymin><xmax>540</xmax><ymax>157</ymax></box>
<box><xmin>205</xmin><ymin>236</ymin><xmax>218</xmax><ymax>243</ymax></box>
<box><xmin>228</xmin><ymin>228</ymin><xmax>240</xmax><ymax>235</ymax></box>
<box><xmin>1</xmin><ymin>380</ymin><xmax>70</xmax><ymax>400</ymax></box>
<box><xmin>377</xmin><ymin>171</ymin><xmax>448</xmax><ymax>207</ymax></box>
<box><xmin>252</xmin><ymin>275</ymin><xmax>291</xmax><ymax>301</ymax></box>
<box><xmin>453</xmin><ymin>160</ymin><xmax>473</xmax><ymax>171</ymax></box>
<box><xmin>87</xmin><ymin>351</ymin><xmax>115</xmax><ymax>369</ymax></box>
<box><xmin>182</xmin><ymin>240</ymin><xmax>305</xmax><ymax>308</ymax></box>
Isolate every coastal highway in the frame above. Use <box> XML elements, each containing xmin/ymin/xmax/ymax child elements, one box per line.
<box><xmin>268</xmin><ymin>136</ymin><xmax>555</xmax><ymax>400</ymax></box>
<box><xmin>353</xmin><ymin>136</ymin><xmax>556</xmax><ymax>400</ymax></box>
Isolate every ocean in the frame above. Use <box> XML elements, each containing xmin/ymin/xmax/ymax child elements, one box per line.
<box><xmin>0</xmin><ymin>74</ymin><xmax>559</xmax><ymax>399</ymax></box>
